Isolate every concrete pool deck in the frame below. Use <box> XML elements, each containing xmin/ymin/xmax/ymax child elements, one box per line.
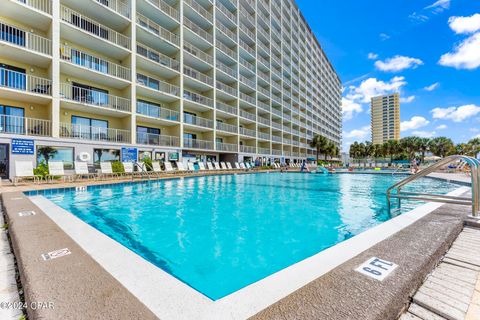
<box><xmin>0</xmin><ymin>171</ymin><xmax>475</xmax><ymax>319</ymax></box>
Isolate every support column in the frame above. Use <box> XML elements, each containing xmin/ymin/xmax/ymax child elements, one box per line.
<box><xmin>130</xmin><ymin>0</ymin><xmax>137</xmax><ymax>145</ymax></box>
<box><xmin>51</xmin><ymin>0</ymin><xmax>61</xmax><ymax>138</ymax></box>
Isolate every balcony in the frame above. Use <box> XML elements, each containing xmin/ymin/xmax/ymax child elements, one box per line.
<box><xmin>184</xmin><ymin>18</ymin><xmax>213</xmax><ymax>45</ymax></box>
<box><xmin>136</xmin><ymin>101</ymin><xmax>180</xmax><ymax>123</ymax></box>
<box><xmin>184</xmin><ymin>41</ymin><xmax>214</xmax><ymax>66</ymax></box>
<box><xmin>239</xmin><ymin>57</ymin><xmax>255</xmax><ymax>74</ymax></box>
<box><xmin>215</xmin><ymin>1</ymin><xmax>236</xmax><ymax>26</ymax></box>
<box><xmin>142</xmin><ymin>0</ymin><xmax>180</xmax><ymax>22</ymax></box>
<box><xmin>272</xmin><ymin>135</ymin><xmax>282</xmax><ymax>142</ymax></box>
<box><xmin>272</xmin><ymin>149</ymin><xmax>282</xmax><ymax>156</ymax></box>
<box><xmin>240</xmin><ymin>145</ymin><xmax>256</xmax><ymax>153</ymax></box>
<box><xmin>239</xmin><ymin>127</ymin><xmax>255</xmax><ymax>137</ymax></box>
<box><xmin>258</xmin><ymin>115</ymin><xmax>270</xmax><ymax>126</ymax></box>
<box><xmin>94</xmin><ymin>0</ymin><xmax>130</xmax><ymax>19</ymax></box>
<box><xmin>258</xmin><ymin>132</ymin><xmax>270</xmax><ymax>140</ymax></box>
<box><xmin>60</xmin><ymin>45</ymin><xmax>130</xmax><ymax>87</ymax></box>
<box><xmin>183</xmin><ymin>90</ymin><xmax>214</xmax><ymax>109</ymax></box>
<box><xmin>137</xmin><ymin>73</ymin><xmax>180</xmax><ymax>101</ymax></box>
<box><xmin>239</xmin><ymin>109</ymin><xmax>256</xmax><ymax>122</ymax></box>
<box><xmin>183</xmin><ymin>113</ymin><xmax>214</xmax><ymax>129</ymax></box>
<box><xmin>184</xmin><ymin>138</ymin><xmax>214</xmax><ymax>150</ymax></box>
<box><xmin>60</xmin><ymin>122</ymin><xmax>131</xmax><ymax>143</ymax></box>
<box><xmin>216</xmin><ymin>142</ymin><xmax>237</xmax><ymax>152</ymax></box>
<box><xmin>240</xmin><ymin>92</ymin><xmax>255</xmax><ymax>106</ymax></box>
<box><xmin>136</xmin><ymin>132</ymin><xmax>180</xmax><ymax>147</ymax></box>
<box><xmin>137</xmin><ymin>43</ymin><xmax>180</xmax><ymax>79</ymax></box>
<box><xmin>0</xmin><ymin>114</ymin><xmax>51</xmax><ymax>137</ymax></box>
<box><xmin>2</xmin><ymin>1</ymin><xmax>52</xmax><ymax>32</ymax></box>
<box><xmin>239</xmin><ymin>75</ymin><xmax>255</xmax><ymax>90</ymax></box>
<box><xmin>216</xmin><ymin>41</ymin><xmax>237</xmax><ymax>61</ymax></box>
<box><xmin>136</xmin><ymin>14</ymin><xmax>180</xmax><ymax>49</ymax></box>
<box><xmin>216</xmin><ymin>61</ymin><xmax>237</xmax><ymax>79</ymax></box>
<box><xmin>14</xmin><ymin>0</ymin><xmax>52</xmax><ymax>15</ymax></box>
<box><xmin>184</xmin><ymin>65</ymin><xmax>213</xmax><ymax>87</ymax></box>
<box><xmin>184</xmin><ymin>0</ymin><xmax>213</xmax><ymax>24</ymax></box>
<box><xmin>216</xmin><ymin>121</ymin><xmax>237</xmax><ymax>134</ymax></box>
<box><xmin>216</xmin><ymin>101</ymin><xmax>237</xmax><ymax>116</ymax></box>
<box><xmin>0</xmin><ymin>22</ymin><xmax>52</xmax><ymax>67</ymax></box>
<box><xmin>216</xmin><ymin>81</ymin><xmax>237</xmax><ymax>97</ymax></box>
<box><xmin>258</xmin><ymin>147</ymin><xmax>270</xmax><ymax>155</ymax></box>
<box><xmin>60</xmin><ymin>83</ymin><xmax>131</xmax><ymax>115</ymax></box>
<box><xmin>0</xmin><ymin>68</ymin><xmax>51</xmax><ymax>103</ymax></box>
<box><xmin>60</xmin><ymin>6</ymin><xmax>130</xmax><ymax>59</ymax></box>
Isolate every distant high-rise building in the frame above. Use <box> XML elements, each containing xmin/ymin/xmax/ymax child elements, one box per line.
<box><xmin>371</xmin><ymin>93</ymin><xmax>400</xmax><ymax>144</ymax></box>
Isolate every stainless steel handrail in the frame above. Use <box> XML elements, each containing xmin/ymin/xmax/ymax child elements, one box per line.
<box><xmin>134</xmin><ymin>161</ymin><xmax>151</xmax><ymax>181</ymax></box>
<box><xmin>386</xmin><ymin>155</ymin><xmax>480</xmax><ymax>217</ymax></box>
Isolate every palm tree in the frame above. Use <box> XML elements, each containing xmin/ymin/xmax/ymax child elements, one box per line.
<box><xmin>37</xmin><ymin>146</ymin><xmax>58</xmax><ymax>163</ymax></box>
<box><xmin>324</xmin><ymin>141</ymin><xmax>339</xmax><ymax>161</ymax></box>
<box><xmin>429</xmin><ymin>137</ymin><xmax>455</xmax><ymax>158</ymax></box>
<box><xmin>417</xmin><ymin>138</ymin><xmax>431</xmax><ymax>163</ymax></box>
<box><xmin>309</xmin><ymin>134</ymin><xmax>329</xmax><ymax>162</ymax></box>
<box><xmin>384</xmin><ymin>140</ymin><xmax>400</xmax><ymax>160</ymax></box>
<box><xmin>400</xmin><ymin>136</ymin><xmax>420</xmax><ymax>160</ymax></box>
<box><xmin>468</xmin><ymin>138</ymin><xmax>480</xmax><ymax>157</ymax></box>
<box><xmin>455</xmin><ymin>143</ymin><xmax>473</xmax><ymax>156</ymax></box>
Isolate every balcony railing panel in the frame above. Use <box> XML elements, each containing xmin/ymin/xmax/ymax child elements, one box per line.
<box><xmin>136</xmin><ymin>101</ymin><xmax>180</xmax><ymax>121</ymax></box>
<box><xmin>239</xmin><ymin>127</ymin><xmax>255</xmax><ymax>137</ymax></box>
<box><xmin>240</xmin><ymin>145</ymin><xmax>256</xmax><ymax>153</ymax></box>
<box><xmin>60</xmin><ymin>83</ymin><xmax>131</xmax><ymax>112</ymax></box>
<box><xmin>184</xmin><ymin>41</ymin><xmax>213</xmax><ymax>65</ymax></box>
<box><xmin>60</xmin><ymin>45</ymin><xmax>130</xmax><ymax>80</ymax></box>
<box><xmin>95</xmin><ymin>0</ymin><xmax>130</xmax><ymax>18</ymax></box>
<box><xmin>184</xmin><ymin>0</ymin><xmax>213</xmax><ymax>22</ymax></box>
<box><xmin>137</xmin><ymin>73</ymin><xmax>180</xmax><ymax>97</ymax></box>
<box><xmin>216</xmin><ymin>121</ymin><xmax>237</xmax><ymax>133</ymax></box>
<box><xmin>216</xmin><ymin>81</ymin><xmax>237</xmax><ymax>97</ymax></box>
<box><xmin>16</xmin><ymin>0</ymin><xmax>52</xmax><ymax>14</ymax></box>
<box><xmin>60</xmin><ymin>122</ymin><xmax>131</xmax><ymax>143</ymax></box>
<box><xmin>146</xmin><ymin>0</ymin><xmax>180</xmax><ymax>21</ymax></box>
<box><xmin>137</xmin><ymin>132</ymin><xmax>180</xmax><ymax>147</ymax></box>
<box><xmin>184</xmin><ymin>66</ymin><xmax>213</xmax><ymax>86</ymax></box>
<box><xmin>0</xmin><ymin>115</ymin><xmax>51</xmax><ymax>137</ymax></box>
<box><xmin>137</xmin><ymin>43</ymin><xmax>180</xmax><ymax>71</ymax></box>
<box><xmin>239</xmin><ymin>109</ymin><xmax>255</xmax><ymax>121</ymax></box>
<box><xmin>183</xmin><ymin>113</ymin><xmax>214</xmax><ymax>128</ymax></box>
<box><xmin>60</xmin><ymin>6</ymin><xmax>131</xmax><ymax>50</ymax></box>
<box><xmin>183</xmin><ymin>90</ymin><xmax>214</xmax><ymax>108</ymax></box>
<box><xmin>0</xmin><ymin>68</ymin><xmax>51</xmax><ymax>95</ymax></box>
<box><xmin>184</xmin><ymin>138</ymin><xmax>214</xmax><ymax>150</ymax></box>
<box><xmin>216</xmin><ymin>102</ymin><xmax>237</xmax><ymax>115</ymax></box>
<box><xmin>216</xmin><ymin>142</ymin><xmax>237</xmax><ymax>152</ymax></box>
<box><xmin>136</xmin><ymin>14</ymin><xmax>180</xmax><ymax>46</ymax></box>
<box><xmin>0</xmin><ymin>22</ymin><xmax>52</xmax><ymax>55</ymax></box>
<box><xmin>184</xmin><ymin>18</ymin><xmax>213</xmax><ymax>44</ymax></box>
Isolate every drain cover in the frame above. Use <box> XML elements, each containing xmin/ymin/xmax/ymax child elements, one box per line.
<box><xmin>41</xmin><ymin>248</ymin><xmax>72</xmax><ymax>261</ymax></box>
<box><xmin>18</xmin><ymin>211</ymin><xmax>36</xmax><ymax>217</ymax></box>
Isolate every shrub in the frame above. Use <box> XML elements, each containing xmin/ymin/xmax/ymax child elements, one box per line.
<box><xmin>111</xmin><ymin>161</ymin><xmax>124</xmax><ymax>173</ymax></box>
<box><xmin>33</xmin><ymin>161</ymin><xmax>49</xmax><ymax>178</ymax></box>
<box><xmin>143</xmin><ymin>157</ymin><xmax>153</xmax><ymax>171</ymax></box>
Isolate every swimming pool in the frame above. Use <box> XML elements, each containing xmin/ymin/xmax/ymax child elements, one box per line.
<box><xmin>31</xmin><ymin>173</ymin><xmax>461</xmax><ymax>300</ymax></box>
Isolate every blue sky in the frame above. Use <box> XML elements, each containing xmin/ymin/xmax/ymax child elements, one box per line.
<box><xmin>296</xmin><ymin>0</ymin><xmax>480</xmax><ymax>151</ymax></box>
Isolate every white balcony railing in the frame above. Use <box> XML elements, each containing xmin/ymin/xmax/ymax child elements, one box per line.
<box><xmin>0</xmin><ymin>68</ymin><xmax>51</xmax><ymax>95</ymax></box>
<box><xmin>216</xmin><ymin>41</ymin><xmax>237</xmax><ymax>60</ymax></box>
<box><xmin>215</xmin><ymin>1</ymin><xmax>236</xmax><ymax>25</ymax></box>
<box><xmin>137</xmin><ymin>73</ymin><xmax>180</xmax><ymax>97</ymax></box>
<box><xmin>136</xmin><ymin>101</ymin><xmax>180</xmax><ymax>122</ymax></box>
<box><xmin>240</xmin><ymin>145</ymin><xmax>256</xmax><ymax>153</ymax></box>
<box><xmin>137</xmin><ymin>43</ymin><xmax>180</xmax><ymax>71</ymax></box>
<box><xmin>184</xmin><ymin>138</ymin><xmax>214</xmax><ymax>150</ymax></box>
<box><xmin>184</xmin><ymin>0</ymin><xmax>213</xmax><ymax>22</ymax></box>
<box><xmin>184</xmin><ymin>18</ymin><xmax>213</xmax><ymax>44</ymax></box>
<box><xmin>60</xmin><ymin>45</ymin><xmax>130</xmax><ymax>81</ymax></box>
<box><xmin>216</xmin><ymin>81</ymin><xmax>237</xmax><ymax>97</ymax></box>
<box><xmin>16</xmin><ymin>0</ymin><xmax>52</xmax><ymax>14</ymax></box>
<box><xmin>258</xmin><ymin>147</ymin><xmax>270</xmax><ymax>155</ymax></box>
<box><xmin>184</xmin><ymin>41</ymin><xmax>214</xmax><ymax>65</ymax></box>
<box><xmin>216</xmin><ymin>142</ymin><xmax>237</xmax><ymax>152</ymax></box>
<box><xmin>258</xmin><ymin>132</ymin><xmax>270</xmax><ymax>140</ymax></box>
<box><xmin>183</xmin><ymin>113</ymin><xmax>214</xmax><ymax>128</ymax></box>
<box><xmin>0</xmin><ymin>21</ymin><xmax>52</xmax><ymax>56</ymax></box>
<box><xmin>60</xmin><ymin>83</ymin><xmax>131</xmax><ymax>112</ymax></box>
<box><xmin>137</xmin><ymin>14</ymin><xmax>180</xmax><ymax>47</ymax></box>
<box><xmin>0</xmin><ymin>115</ymin><xmax>51</xmax><ymax>137</ymax></box>
<box><xmin>239</xmin><ymin>109</ymin><xmax>255</xmax><ymax>121</ymax></box>
<box><xmin>184</xmin><ymin>66</ymin><xmax>213</xmax><ymax>86</ymax></box>
<box><xmin>216</xmin><ymin>61</ymin><xmax>237</xmax><ymax>78</ymax></box>
<box><xmin>60</xmin><ymin>6</ymin><xmax>131</xmax><ymax>50</ymax></box>
<box><xmin>137</xmin><ymin>132</ymin><xmax>180</xmax><ymax>147</ymax></box>
<box><xmin>239</xmin><ymin>127</ymin><xmax>256</xmax><ymax>137</ymax></box>
<box><xmin>183</xmin><ymin>90</ymin><xmax>214</xmax><ymax>108</ymax></box>
<box><xmin>216</xmin><ymin>121</ymin><xmax>237</xmax><ymax>133</ymax></box>
<box><xmin>240</xmin><ymin>92</ymin><xmax>255</xmax><ymax>105</ymax></box>
<box><xmin>60</xmin><ymin>122</ymin><xmax>131</xmax><ymax>143</ymax></box>
<box><xmin>146</xmin><ymin>0</ymin><xmax>180</xmax><ymax>21</ymax></box>
<box><xmin>216</xmin><ymin>102</ymin><xmax>237</xmax><ymax>115</ymax></box>
<box><xmin>95</xmin><ymin>0</ymin><xmax>130</xmax><ymax>18</ymax></box>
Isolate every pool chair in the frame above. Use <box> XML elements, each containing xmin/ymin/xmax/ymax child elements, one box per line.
<box><xmin>164</xmin><ymin>161</ymin><xmax>176</xmax><ymax>174</ymax></box>
<box><xmin>240</xmin><ymin>162</ymin><xmax>246</xmax><ymax>169</ymax></box>
<box><xmin>74</xmin><ymin>161</ymin><xmax>97</xmax><ymax>181</ymax></box>
<box><xmin>220</xmin><ymin>162</ymin><xmax>229</xmax><ymax>170</ymax></box>
<box><xmin>188</xmin><ymin>162</ymin><xmax>198</xmax><ymax>173</ymax></box>
<box><xmin>235</xmin><ymin>162</ymin><xmax>241</xmax><ymax>169</ymax></box>
<box><xmin>99</xmin><ymin>162</ymin><xmax>121</xmax><ymax>180</ymax></box>
<box><xmin>147</xmin><ymin>162</ymin><xmax>163</xmax><ymax>177</ymax></box>
<box><xmin>214</xmin><ymin>162</ymin><xmax>222</xmax><ymax>170</ymax></box>
<box><xmin>226</xmin><ymin>162</ymin><xmax>233</xmax><ymax>170</ymax></box>
<box><xmin>122</xmin><ymin>162</ymin><xmax>143</xmax><ymax>178</ymax></box>
<box><xmin>13</xmin><ymin>160</ymin><xmax>43</xmax><ymax>186</ymax></box>
<box><xmin>47</xmin><ymin>161</ymin><xmax>73</xmax><ymax>183</ymax></box>
<box><xmin>198</xmin><ymin>162</ymin><xmax>207</xmax><ymax>171</ymax></box>
<box><xmin>176</xmin><ymin>161</ymin><xmax>192</xmax><ymax>173</ymax></box>
<box><xmin>206</xmin><ymin>162</ymin><xmax>215</xmax><ymax>170</ymax></box>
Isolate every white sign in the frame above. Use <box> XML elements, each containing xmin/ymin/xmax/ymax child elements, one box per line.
<box><xmin>75</xmin><ymin>186</ymin><xmax>87</xmax><ymax>192</ymax></box>
<box><xmin>41</xmin><ymin>248</ymin><xmax>72</xmax><ymax>261</ymax></box>
<box><xmin>18</xmin><ymin>211</ymin><xmax>36</xmax><ymax>217</ymax></box>
<box><xmin>355</xmin><ymin>257</ymin><xmax>398</xmax><ymax>281</ymax></box>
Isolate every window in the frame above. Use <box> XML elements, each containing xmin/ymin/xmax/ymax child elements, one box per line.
<box><xmin>71</xmin><ymin>49</ymin><xmax>108</xmax><ymax>74</ymax></box>
<box><xmin>183</xmin><ymin>111</ymin><xmax>196</xmax><ymax>125</ymax></box>
<box><xmin>139</xmin><ymin>151</ymin><xmax>152</xmax><ymax>160</ymax></box>
<box><xmin>0</xmin><ymin>24</ymin><xmax>25</xmax><ymax>47</ymax></box>
<box><xmin>0</xmin><ymin>64</ymin><xmax>26</xmax><ymax>90</ymax></box>
<box><xmin>137</xmin><ymin>126</ymin><xmax>160</xmax><ymax>145</ymax></box>
<box><xmin>37</xmin><ymin>146</ymin><xmax>74</xmax><ymax>169</ymax></box>
<box><xmin>71</xmin><ymin>116</ymin><xmax>108</xmax><ymax>140</ymax></box>
<box><xmin>0</xmin><ymin>105</ymin><xmax>24</xmax><ymax>134</ymax></box>
<box><xmin>93</xmin><ymin>149</ymin><xmax>120</xmax><ymax>166</ymax></box>
<box><xmin>72</xmin><ymin>82</ymin><xmax>109</xmax><ymax>106</ymax></box>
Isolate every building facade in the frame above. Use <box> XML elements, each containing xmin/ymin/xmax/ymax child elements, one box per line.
<box><xmin>371</xmin><ymin>93</ymin><xmax>400</xmax><ymax>145</ymax></box>
<box><xmin>0</xmin><ymin>0</ymin><xmax>341</xmax><ymax>179</ymax></box>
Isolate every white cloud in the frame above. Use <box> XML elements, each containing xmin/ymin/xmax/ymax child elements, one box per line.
<box><xmin>409</xmin><ymin>12</ymin><xmax>429</xmax><ymax>23</ymax></box>
<box><xmin>379</xmin><ymin>33</ymin><xmax>390</xmax><ymax>41</ymax></box>
<box><xmin>448</xmin><ymin>14</ymin><xmax>480</xmax><ymax>34</ymax></box>
<box><xmin>424</xmin><ymin>82</ymin><xmax>440</xmax><ymax>91</ymax></box>
<box><xmin>424</xmin><ymin>0</ymin><xmax>450</xmax><ymax>13</ymax></box>
<box><xmin>431</xmin><ymin>104</ymin><xmax>480</xmax><ymax>122</ymax></box>
<box><xmin>342</xmin><ymin>97</ymin><xmax>363</xmax><ymax>121</ymax></box>
<box><xmin>375</xmin><ymin>55</ymin><xmax>424</xmax><ymax>72</ymax></box>
<box><xmin>436</xmin><ymin>124</ymin><xmax>448</xmax><ymax>130</ymax></box>
<box><xmin>346</xmin><ymin>76</ymin><xmax>407</xmax><ymax>103</ymax></box>
<box><xmin>368</xmin><ymin>52</ymin><xmax>378</xmax><ymax>60</ymax></box>
<box><xmin>412</xmin><ymin>130</ymin><xmax>436</xmax><ymax>138</ymax></box>
<box><xmin>401</xmin><ymin>116</ymin><xmax>430</xmax><ymax>131</ymax></box>
<box><xmin>344</xmin><ymin>125</ymin><xmax>371</xmax><ymax>140</ymax></box>
<box><xmin>400</xmin><ymin>95</ymin><xmax>415</xmax><ymax>103</ymax></box>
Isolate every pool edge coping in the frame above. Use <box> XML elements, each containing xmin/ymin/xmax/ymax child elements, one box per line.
<box><xmin>25</xmin><ymin>183</ymin><xmax>470</xmax><ymax>320</ymax></box>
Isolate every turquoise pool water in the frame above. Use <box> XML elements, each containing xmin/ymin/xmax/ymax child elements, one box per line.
<box><xmin>33</xmin><ymin>173</ymin><xmax>461</xmax><ymax>300</ymax></box>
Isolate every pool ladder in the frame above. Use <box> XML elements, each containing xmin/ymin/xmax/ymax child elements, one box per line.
<box><xmin>387</xmin><ymin>155</ymin><xmax>480</xmax><ymax>217</ymax></box>
<box><xmin>133</xmin><ymin>162</ymin><xmax>151</xmax><ymax>181</ymax></box>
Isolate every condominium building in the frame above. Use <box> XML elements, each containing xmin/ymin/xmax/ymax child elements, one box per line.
<box><xmin>0</xmin><ymin>0</ymin><xmax>341</xmax><ymax>179</ymax></box>
<box><xmin>371</xmin><ymin>93</ymin><xmax>400</xmax><ymax>144</ymax></box>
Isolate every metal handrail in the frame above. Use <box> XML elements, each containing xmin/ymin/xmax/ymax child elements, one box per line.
<box><xmin>134</xmin><ymin>162</ymin><xmax>150</xmax><ymax>181</ymax></box>
<box><xmin>386</xmin><ymin>155</ymin><xmax>480</xmax><ymax>217</ymax></box>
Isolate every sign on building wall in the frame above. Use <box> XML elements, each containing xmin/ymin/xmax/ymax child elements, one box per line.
<box><xmin>168</xmin><ymin>152</ymin><xmax>179</xmax><ymax>161</ymax></box>
<box><xmin>121</xmin><ymin>147</ymin><xmax>138</xmax><ymax>162</ymax></box>
<box><xmin>11</xmin><ymin>139</ymin><xmax>34</xmax><ymax>155</ymax></box>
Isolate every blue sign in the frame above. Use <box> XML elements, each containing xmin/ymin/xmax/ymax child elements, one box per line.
<box><xmin>12</xmin><ymin>139</ymin><xmax>34</xmax><ymax>155</ymax></box>
<box><xmin>121</xmin><ymin>147</ymin><xmax>138</xmax><ymax>162</ymax></box>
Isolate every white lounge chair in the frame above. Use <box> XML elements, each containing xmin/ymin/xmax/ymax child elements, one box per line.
<box><xmin>13</xmin><ymin>161</ymin><xmax>42</xmax><ymax>185</ymax></box>
<box><xmin>176</xmin><ymin>161</ymin><xmax>191</xmax><ymax>173</ymax></box>
<box><xmin>214</xmin><ymin>162</ymin><xmax>222</xmax><ymax>170</ymax></box>
<box><xmin>164</xmin><ymin>161</ymin><xmax>176</xmax><ymax>173</ymax></box>
<box><xmin>187</xmin><ymin>162</ymin><xmax>196</xmax><ymax>172</ymax></box>
<box><xmin>123</xmin><ymin>162</ymin><xmax>142</xmax><ymax>178</ymax></box>
<box><xmin>220</xmin><ymin>162</ymin><xmax>228</xmax><ymax>170</ymax></box>
<box><xmin>74</xmin><ymin>161</ymin><xmax>97</xmax><ymax>181</ymax></box>
<box><xmin>47</xmin><ymin>161</ymin><xmax>72</xmax><ymax>183</ymax></box>
<box><xmin>226</xmin><ymin>162</ymin><xmax>233</xmax><ymax>170</ymax></box>
<box><xmin>206</xmin><ymin>162</ymin><xmax>215</xmax><ymax>170</ymax></box>
<box><xmin>234</xmin><ymin>162</ymin><xmax>241</xmax><ymax>169</ymax></box>
<box><xmin>198</xmin><ymin>162</ymin><xmax>207</xmax><ymax>171</ymax></box>
<box><xmin>240</xmin><ymin>163</ymin><xmax>246</xmax><ymax>169</ymax></box>
<box><xmin>147</xmin><ymin>162</ymin><xmax>163</xmax><ymax>177</ymax></box>
<box><xmin>99</xmin><ymin>162</ymin><xmax>120</xmax><ymax>179</ymax></box>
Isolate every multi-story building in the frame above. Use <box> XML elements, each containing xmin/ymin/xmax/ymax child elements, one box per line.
<box><xmin>0</xmin><ymin>0</ymin><xmax>341</xmax><ymax>179</ymax></box>
<box><xmin>371</xmin><ymin>93</ymin><xmax>400</xmax><ymax>145</ymax></box>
